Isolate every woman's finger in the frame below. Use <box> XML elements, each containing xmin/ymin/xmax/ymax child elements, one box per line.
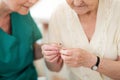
<box><xmin>43</xmin><ymin>50</ymin><xmax>59</xmax><ymax>56</ymax></box>
<box><xmin>44</xmin><ymin>54</ymin><xmax>58</xmax><ymax>60</ymax></box>
<box><xmin>42</xmin><ymin>45</ymin><xmax>59</xmax><ymax>51</ymax></box>
<box><xmin>61</xmin><ymin>54</ymin><xmax>72</xmax><ymax>61</ymax></box>
<box><xmin>49</xmin><ymin>56</ymin><xmax>59</xmax><ymax>63</ymax></box>
<box><xmin>60</xmin><ymin>49</ymin><xmax>72</xmax><ymax>56</ymax></box>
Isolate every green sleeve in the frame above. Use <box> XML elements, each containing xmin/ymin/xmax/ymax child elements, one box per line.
<box><xmin>28</xmin><ymin>12</ymin><xmax>42</xmax><ymax>43</ymax></box>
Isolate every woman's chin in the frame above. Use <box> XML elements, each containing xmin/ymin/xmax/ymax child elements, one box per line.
<box><xmin>75</xmin><ymin>10</ymin><xmax>89</xmax><ymax>16</ymax></box>
<box><xmin>17</xmin><ymin>10</ymin><xmax>29</xmax><ymax>15</ymax></box>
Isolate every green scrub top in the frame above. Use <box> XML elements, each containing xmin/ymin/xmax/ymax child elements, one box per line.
<box><xmin>0</xmin><ymin>12</ymin><xmax>42</xmax><ymax>80</ymax></box>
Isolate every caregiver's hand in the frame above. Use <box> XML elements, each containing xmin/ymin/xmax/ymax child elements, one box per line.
<box><xmin>41</xmin><ymin>43</ymin><xmax>63</xmax><ymax>64</ymax></box>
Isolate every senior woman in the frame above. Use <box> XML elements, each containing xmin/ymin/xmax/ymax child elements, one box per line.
<box><xmin>42</xmin><ymin>0</ymin><xmax>120</xmax><ymax>80</ymax></box>
<box><xmin>0</xmin><ymin>0</ymin><xmax>42</xmax><ymax>80</ymax></box>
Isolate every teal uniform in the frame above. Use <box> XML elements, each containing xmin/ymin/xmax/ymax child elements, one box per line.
<box><xmin>0</xmin><ymin>12</ymin><xmax>42</xmax><ymax>80</ymax></box>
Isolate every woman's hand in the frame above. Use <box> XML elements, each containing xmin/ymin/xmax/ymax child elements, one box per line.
<box><xmin>60</xmin><ymin>48</ymin><xmax>97</xmax><ymax>68</ymax></box>
<box><xmin>41</xmin><ymin>43</ymin><xmax>63</xmax><ymax>71</ymax></box>
<box><xmin>41</xmin><ymin>43</ymin><xmax>62</xmax><ymax>64</ymax></box>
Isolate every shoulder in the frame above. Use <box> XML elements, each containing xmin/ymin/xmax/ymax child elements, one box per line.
<box><xmin>10</xmin><ymin>12</ymin><xmax>35</xmax><ymax>27</ymax></box>
<box><xmin>50</xmin><ymin>2</ymin><xmax>73</xmax><ymax>20</ymax></box>
<box><xmin>49</xmin><ymin>1</ymin><xmax>76</xmax><ymax>25</ymax></box>
<box><xmin>11</xmin><ymin>12</ymin><xmax>31</xmax><ymax>19</ymax></box>
<box><xmin>11</xmin><ymin>12</ymin><xmax>35</xmax><ymax>24</ymax></box>
<box><xmin>55</xmin><ymin>2</ymin><xmax>71</xmax><ymax>13</ymax></box>
<box><xmin>11</xmin><ymin>12</ymin><xmax>38</xmax><ymax>31</ymax></box>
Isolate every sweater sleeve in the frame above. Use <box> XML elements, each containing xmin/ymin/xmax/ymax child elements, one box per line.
<box><xmin>117</xmin><ymin>27</ymin><xmax>120</xmax><ymax>56</ymax></box>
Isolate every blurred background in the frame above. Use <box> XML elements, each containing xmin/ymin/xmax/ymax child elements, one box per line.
<box><xmin>30</xmin><ymin>0</ymin><xmax>65</xmax><ymax>34</ymax></box>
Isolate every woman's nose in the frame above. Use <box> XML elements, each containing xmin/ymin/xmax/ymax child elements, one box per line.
<box><xmin>74</xmin><ymin>0</ymin><xmax>83</xmax><ymax>6</ymax></box>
